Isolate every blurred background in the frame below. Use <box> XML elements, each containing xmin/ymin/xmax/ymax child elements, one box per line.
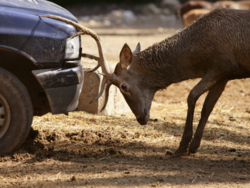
<box><xmin>50</xmin><ymin>0</ymin><xmax>224</xmax><ymax>7</ymax></box>
<box><xmin>48</xmin><ymin>0</ymin><xmax>250</xmax><ymax>30</ymax></box>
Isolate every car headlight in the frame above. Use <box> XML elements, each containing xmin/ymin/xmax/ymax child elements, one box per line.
<box><xmin>65</xmin><ymin>36</ymin><xmax>80</xmax><ymax>59</ymax></box>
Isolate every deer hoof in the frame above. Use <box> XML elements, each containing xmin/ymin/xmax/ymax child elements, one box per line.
<box><xmin>188</xmin><ymin>147</ymin><xmax>197</xmax><ymax>154</ymax></box>
<box><xmin>172</xmin><ymin>146</ymin><xmax>189</xmax><ymax>157</ymax></box>
<box><xmin>189</xmin><ymin>140</ymin><xmax>200</xmax><ymax>154</ymax></box>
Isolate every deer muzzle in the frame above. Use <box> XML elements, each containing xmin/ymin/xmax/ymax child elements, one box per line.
<box><xmin>137</xmin><ymin>117</ymin><xmax>148</xmax><ymax>125</ymax></box>
<box><xmin>136</xmin><ymin>108</ymin><xmax>149</xmax><ymax>125</ymax></box>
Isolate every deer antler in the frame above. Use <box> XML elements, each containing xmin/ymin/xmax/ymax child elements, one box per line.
<box><xmin>89</xmin><ymin>78</ymin><xmax>112</xmax><ymax>112</ymax></box>
<box><xmin>40</xmin><ymin>15</ymin><xmax>113</xmax><ymax>110</ymax></box>
<box><xmin>100</xmin><ymin>80</ymin><xmax>112</xmax><ymax>112</ymax></box>
<box><xmin>81</xmin><ymin>53</ymin><xmax>100</xmax><ymax>73</ymax></box>
<box><xmin>40</xmin><ymin>14</ymin><xmax>110</xmax><ymax>75</ymax></box>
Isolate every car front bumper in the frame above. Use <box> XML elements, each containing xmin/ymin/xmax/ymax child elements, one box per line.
<box><xmin>32</xmin><ymin>64</ymin><xmax>84</xmax><ymax>114</ymax></box>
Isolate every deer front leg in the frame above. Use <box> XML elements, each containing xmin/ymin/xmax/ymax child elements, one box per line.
<box><xmin>189</xmin><ymin>80</ymin><xmax>227</xmax><ymax>154</ymax></box>
<box><xmin>173</xmin><ymin>75</ymin><xmax>218</xmax><ymax>157</ymax></box>
<box><xmin>173</xmin><ymin>103</ymin><xmax>195</xmax><ymax>156</ymax></box>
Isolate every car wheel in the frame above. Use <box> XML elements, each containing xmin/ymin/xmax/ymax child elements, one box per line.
<box><xmin>0</xmin><ymin>68</ymin><xmax>33</xmax><ymax>155</ymax></box>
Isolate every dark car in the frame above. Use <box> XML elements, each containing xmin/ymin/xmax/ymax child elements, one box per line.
<box><xmin>0</xmin><ymin>0</ymin><xmax>84</xmax><ymax>155</ymax></box>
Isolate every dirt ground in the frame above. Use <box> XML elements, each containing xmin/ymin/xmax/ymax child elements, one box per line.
<box><xmin>1</xmin><ymin>7</ymin><xmax>250</xmax><ymax>188</ymax></box>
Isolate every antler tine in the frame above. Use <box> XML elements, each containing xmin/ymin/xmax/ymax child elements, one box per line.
<box><xmin>40</xmin><ymin>14</ymin><xmax>110</xmax><ymax>75</ymax></box>
<box><xmin>85</xmin><ymin>62</ymin><xmax>100</xmax><ymax>73</ymax></box>
<box><xmin>89</xmin><ymin>77</ymin><xmax>109</xmax><ymax>104</ymax></box>
<box><xmin>100</xmin><ymin>81</ymin><xmax>112</xmax><ymax>112</ymax></box>
<box><xmin>81</xmin><ymin>53</ymin><xmax>100</xmax><ymax>61</ymax></box>
<box><xmin>81</xmin><ymin>53</ymin><xmax>100</xmax><ymax>73</ymax></box>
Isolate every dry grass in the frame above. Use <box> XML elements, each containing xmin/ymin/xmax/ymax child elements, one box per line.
<box><xmin>32</xmin><ymin>99</ymin><xmax>250</xmax><ymax>157</ymax></box>
<box><xmin>15</xmin><ymin>99</ymin><xmax>248</xmax><ymax>188</ymax></box>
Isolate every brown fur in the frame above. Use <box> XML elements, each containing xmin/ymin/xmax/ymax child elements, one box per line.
<box><xmin>132</xmin><ymin>8</ymin><xmax>250</xmax><ymax>85</ymax></box>
<box><xmin>114</xmin><ymin>8</ymin><xmax>250</xmax><ymax>156</ymax></box>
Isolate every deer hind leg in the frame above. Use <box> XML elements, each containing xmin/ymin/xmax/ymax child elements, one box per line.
<box><xmin>173</xmin><ymin>74</ymin><xmax>219</xmax><ymax>157</ymax></box>
<box><xmin>189</xmin><ymin>80</ymin><xmax>228</xmax><ymax>154</ymax></box>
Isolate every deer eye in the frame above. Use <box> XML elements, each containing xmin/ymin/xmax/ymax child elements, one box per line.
<box><xmin>121</xmin><ymin>83</ymin><xmax>128</xmax><ymax>92</ymax></box>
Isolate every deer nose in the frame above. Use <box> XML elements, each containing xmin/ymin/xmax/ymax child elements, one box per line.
<box><xmin>137</xmin><ymin>117</ymin><xmax>147</xmax><ymax>125</ymax></box>
<box><xmin>136</xmin><ymin>108</ymin><xmax>149</xmax><ymax>125</ymax></box>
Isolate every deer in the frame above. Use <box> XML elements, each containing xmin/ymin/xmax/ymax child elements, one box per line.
<box><xmin>182</xmin><ymin>8</ymin><xmax>211</xmax><ymax>27</ymax></box>
<box><xmin>176</xmin><ymin>0</ymin><xmax>213</xmax><ymax>21</ymax></box>
<box><xmin>41</xmin><ymin>7</ymin><xmax>250</xmax><ymax>157</ymax></box>
<box><xmin>178</xmin><ymin>1</ymin><xmax>250</xmax><ymax>28</ymax></box>
<box><xmin>213</xmin><ymin>1</ymin><xmax>250</xmax><ymax>10</ymax></box>
<box><xmin>181</xmin><ymin>1</ymin><xmax>250</xmax><ymax>28</ymax></box>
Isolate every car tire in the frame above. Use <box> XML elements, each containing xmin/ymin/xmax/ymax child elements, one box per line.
<box><xmin>0</xmin><ymin>68</ymin><xmax>33</xmax><ymax>155</ymax></box>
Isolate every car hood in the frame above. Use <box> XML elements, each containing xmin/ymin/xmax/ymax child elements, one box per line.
<box><xmin>0</xmin><ymin>0</ymin><xmax>77</xmax><ymax>22</ymax></box>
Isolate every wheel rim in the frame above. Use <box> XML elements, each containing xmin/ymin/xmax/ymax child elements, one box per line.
<box><xmin>0</xmin><ymin>94</ymin><xmax>11</xmax><ymax>139</ymax></box>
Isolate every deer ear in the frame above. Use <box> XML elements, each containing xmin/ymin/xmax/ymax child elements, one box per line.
<box><xmin>119</xmin><ymin>43</ymin><xmax>132</xmax><ymax>69</ymax></box>
<box><xmin>133</xmin><ymin>42</ymin><xmax>141</xmax><ymax>55</ymax></box>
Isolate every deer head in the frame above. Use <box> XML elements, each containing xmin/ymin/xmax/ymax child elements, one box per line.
<box><xmin>40</xmin><ymin>15</ymin><xmax>155</xmax><ymax>125</ymax></box>
<box><xmin>93</xmin><ymin>43</ymin><xmax>157</xmax><ymax>125</ymax></box>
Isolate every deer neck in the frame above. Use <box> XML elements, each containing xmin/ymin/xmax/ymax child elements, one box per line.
<box><xmin>131</xmin><ymin>32</ymin><xmax>205</xmax><ymax>90</ymax></box>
